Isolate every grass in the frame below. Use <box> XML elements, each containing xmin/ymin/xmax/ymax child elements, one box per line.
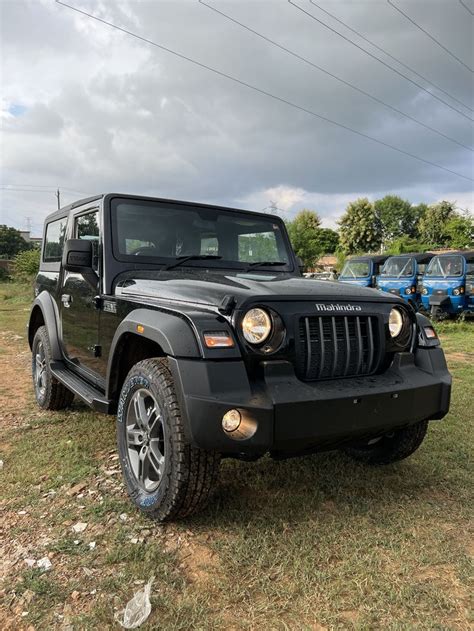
<box><xmin>0</xmin><ymin>283</ymin><xmax>472</xmax><ymax>630</ymax></box>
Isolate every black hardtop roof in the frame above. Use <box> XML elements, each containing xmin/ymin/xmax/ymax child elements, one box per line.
<box><xmin>43</xmin><ymin>193</ymin><xmax>283</xmax><ymax>224</ymax></box>
<box><xmin>346</xmin><ymin>254</ymin><xmax>389</xmax><ymax>263</ymax></box>
<box><xmin>431</xmin><ymin>250</ymin><xmax>474</xmax><ymax>262</ymax></box>
<box><xmin>384</xmin><ymin>252</ymin><xmax>434</xmax><ymax>263</ymax></box>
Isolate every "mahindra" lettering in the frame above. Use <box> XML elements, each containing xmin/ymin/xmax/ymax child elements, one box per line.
<box><xmin>315</xmin><ymin>303</ymin><xmax>362</xmax><ymax>312</ymax></box>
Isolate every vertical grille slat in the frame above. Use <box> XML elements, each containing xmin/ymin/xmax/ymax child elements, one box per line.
<box><xmin>343</xmin><ymin>316</ymin><xmax>351</xmax><ymax>376</ymax></box>
<box><xmin>305</xmin><ymin>317</ymin><xmax>312</xmax><ymax>376</ymax></box>
<box><xmin>355</xmin><ymin>316</ymin><xmax>363</xmax><ymax>374</ymax></box>
<box><xmin>367</xmin><ymin>317</ymin><xmax>375</xmax><ymax>373</ymax></box>
<box><xmin>296</xmin><ymin>314</ymin><xmax>380</xmax><ymax>381</ymax></box>
<box><xmin>331</xmin><ymin>317</ymin><xmax>338</xmax><ymax>376</ymax></box>
<box><xmin>318</xmin><ymin>318</ymin><xmax>325</xmax><ymax>379</ymax></box>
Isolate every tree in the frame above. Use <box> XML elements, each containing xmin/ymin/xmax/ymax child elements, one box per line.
<box><xmin>315</xmin><ymin>228</ymin><xmax>339</xmax><ymax>254</ymax></box>
<box><xmin>286</xmin><ymin>209</ymin><xmax>322</xmax><ymax>267</ymax></box>
<box><xmin>0</xmin><ymin>225</ymin><xmax>31</xmax><ymax>258</ymax></box>
<box><xmin>386</xmin><ymin>236</ymin><xmax>429</xmax><ymax>254</ymax></box>
<box><xmin>338</xmin><ymin>198</ymin><xmax>382</xmax><ymax>254</ymax></box>
<box><xmin>444</xmin><ymin>212</ymin><xmax>474</xmax><ymax>249</ymax></box>
<box><xmin>374</xmin><ymin>195</ymin><xmax>419</xmax><ymax>245</ymax></box>
<box><xmin>418</xmin><ymin>201</ymin><xmax>456</xmax><ymax>248</ymax></box>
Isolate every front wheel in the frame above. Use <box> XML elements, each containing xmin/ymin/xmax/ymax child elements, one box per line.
<box><xmin>344</xmin><ymin>421</ymin><xmax>428</xmax><ymax>465</ymax></box>
<box><xmin>117</xmin><ymin>358</ymin><xmax>220</xmax><ymax>522</ymax></box>
<box><xmin>32</xmin><ymin>326</ymin><xmax>74</xmax><ymax>410</ymax></box>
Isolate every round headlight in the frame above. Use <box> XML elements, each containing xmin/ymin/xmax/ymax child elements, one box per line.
<box><xmin>242</xmin><ymin>308</ymin><xmax>272</xmax><ymax>344</ymax></box>
<box><xmin>389</xmin><ymin>307</ymin><xmax>404</xmax><ymax>338</ymax></box>
<box><xmin>422</xmin><ymin>286</ymin><xmax>428</xmax><ymax>295</ymax></box>
<box><xmin>405</xmin><ymin>287</ymin><xmax>411</xmax><ymax>295</ymax></box>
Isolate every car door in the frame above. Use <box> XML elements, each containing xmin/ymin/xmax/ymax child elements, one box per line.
<box><xmin>60</xmin><ymin>209</ymin><xmax>102</xmax><ymax>383</ymax></box>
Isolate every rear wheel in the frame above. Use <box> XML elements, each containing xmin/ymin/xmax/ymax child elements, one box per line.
<box><xmin>344</xmin><ymin>421</ymin><xmax>428</xmax><ymax>465</ymax></box>
<box><xmin>31</xmin><ymin>326</ymin><xmax>74</xmax><ymax>410</ymax></box>
<box><xmin>117</xmin><ymin>358</ymin><xmax>220</xmax><ymax>521</ymax></box>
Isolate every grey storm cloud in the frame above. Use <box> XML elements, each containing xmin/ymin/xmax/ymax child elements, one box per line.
<box><xmin>1</xmin><ymin>0</ymin><xmax>473</xmax><ymax>233</ymax></box>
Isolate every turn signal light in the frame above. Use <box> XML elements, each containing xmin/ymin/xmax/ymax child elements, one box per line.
<box><xmin>203</xmin><ymin>331</ymin><xmax>235</xmax><ymax>348</ymax></box>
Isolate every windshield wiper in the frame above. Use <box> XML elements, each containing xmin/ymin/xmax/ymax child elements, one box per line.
<box><xmin>162</xmin><ymin>255</ymin><xmax>222</xmax><ymax>271</ymax></box>
<box><xmin>243</xmin><ymin>261</ymin><xmax>287</xmax><ymax>272</ymax></box>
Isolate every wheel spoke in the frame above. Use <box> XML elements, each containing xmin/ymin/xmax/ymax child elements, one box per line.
<box><xmin>127</xmin><ymin>427</ymin><xmax>145</xmax><ymax>447</ymax></box>
<box><xmin>148</xmin><ymin>441</ymin><xmax>165</xmax><ymax>476</ymax></box>
<box><xmin>133</xmin><ymin>392</ymin><xmax>149</xmax><ymax>429</ymax></box>
<box><xmin>137</xmin><ymin>446</ymin><xmax>149</xmax><ymax>483</ymax></box>
<box><xmin>147</xmin><ymin>411</ymin><xmax>161</xmax><ymax>433</ymax></box>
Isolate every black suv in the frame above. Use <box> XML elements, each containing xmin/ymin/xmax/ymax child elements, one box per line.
<box><xmin>29</xmin><ymin>194</ymin><xmax>451</xmax><ymax>521</ymax></box>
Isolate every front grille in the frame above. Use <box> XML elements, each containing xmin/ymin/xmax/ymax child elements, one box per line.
<box><xmin>296</xmin><ymin>315</ymin><xmax>381</xmax><ymax>381</ymax></box>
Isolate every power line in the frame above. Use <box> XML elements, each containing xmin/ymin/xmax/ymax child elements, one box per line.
<box><xmin>55</xmin><ymin>1</ymin><xmax>473</xmax><ymax>182</ymax></box>
<box><xmin>289</xmin><ymin>0</ymin><xmax>474</xmax><ymax>123</ymax></box>
<box><xmin>459</xmin><ymin>1</ymin><xmax>474</xmax><ymax>17</ymax></box>
<box><xmin>308</xmin><ymin>0</ymin><xmax>473</xmax><ymax>113</ymax></box>
<box><xmin>199</xmin><ymin>0</ymin><xmax>472</xmax><ymax>152</ymax></box>
<box><xmin>0</xmin><ymin>186</ymin><xmax>90</xmax><ymax>196</ymax></box>
<box><xmin>387</xmin><ymin>0</ymin><xmax>473</xmax><ymax>73</ymax></box>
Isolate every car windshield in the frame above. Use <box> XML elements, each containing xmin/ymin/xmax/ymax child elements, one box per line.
<box><xmin>381</xmin><ymin>257</ymin><xmax>414</xmax><ymax>277</ymax></box>
<box><xmin>340</xmin><ymin>260</ymin><xmax>370</xmax><ymax>278</ymax></box>
<box><xmin>111</xmin><ymin>198</ymin><xmax>291</xmax><ymax>270</ymax></box>
<box><xmin>425</xmin><ymin>255</ymin><xmax>463</xmax><ymax>278</ymax></box>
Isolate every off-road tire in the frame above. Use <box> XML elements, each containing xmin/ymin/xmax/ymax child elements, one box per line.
<box><xmin>117</xmin><ymin>358</ymin><xmax>220</xmax><ymax>522</ymax></box>
<box><xmin>344</xmin><ymin>420</ymin><xmax>429</xmax><ymax>465</ymax></box>
<box><xmin>31</xmin><ymin>326</ymin><xmax>74</xmax><ymax>410</ymax></box>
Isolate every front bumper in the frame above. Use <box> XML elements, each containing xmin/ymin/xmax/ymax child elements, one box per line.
<box><xmin>169</xmin><ymin>347</ymin><xmax>451</xmax><ymax>456</ymax></box>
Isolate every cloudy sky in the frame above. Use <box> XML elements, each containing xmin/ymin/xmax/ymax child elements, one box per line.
<box><xmin>1</xmin><ymin>0</ymin><xmax>473</xmax><ymax>236</ymax></box>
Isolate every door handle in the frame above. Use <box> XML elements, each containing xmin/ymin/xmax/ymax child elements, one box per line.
<box><xmin>61</xmin><ymin>294</ymin><xmax>72</xmax><ymax>308</ymax></box>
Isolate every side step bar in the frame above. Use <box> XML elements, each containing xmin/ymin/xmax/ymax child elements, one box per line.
<box><xmin>50</xmin><ymin>361</ymin><xmax>113</xmax><ymax>414</ymax></box>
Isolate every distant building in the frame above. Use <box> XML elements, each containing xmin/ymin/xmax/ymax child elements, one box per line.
<box><xmin>315</xmin><ymin>255</ymin><xmax>338</xmax><ymax>271</ymax></box>
<box><xmin>19</xmin><ymin>230</ymin><xmax>42</xmax><ymax>248</ymax></box>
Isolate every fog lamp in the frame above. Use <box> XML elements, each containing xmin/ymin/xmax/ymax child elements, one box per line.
<box><xmin>222</xmin><ymin>409</ymin><xmax>241</xmax><ymax>433</ymax></box>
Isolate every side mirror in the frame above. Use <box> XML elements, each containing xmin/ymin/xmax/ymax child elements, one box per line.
<box><xmin>63</xmin><ymin>239</ymin><xmax>93</xmax><ymax>272</ymax></box>
<box><xmin>63</xmin><ymin>239</ymin><xmax>98</xmax><ymax>289</ymax></box>
<box><xmin>296</xmin><ymin>256</ymin><xmax>305</xmax><ymax>274</ymax></box>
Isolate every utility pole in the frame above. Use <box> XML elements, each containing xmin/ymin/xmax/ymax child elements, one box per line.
<box><xmin>55</xmin><ymin>188</ymin><xmax>61</xmax><ymax>209</ymax></box>
<box><xmin>26</xmin><ymin>217</ymin><xmax>32</xmax><ymax>232</ymax></box>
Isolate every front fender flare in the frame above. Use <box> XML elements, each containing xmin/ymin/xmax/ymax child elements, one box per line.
<box><xmin>108</xmin><ymin>308</ymin><xmax>202</xmax><ymax>359</ymax></box>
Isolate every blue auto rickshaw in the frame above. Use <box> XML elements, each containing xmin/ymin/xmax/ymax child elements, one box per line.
<box><xmin>420</xmin><ymin>250</ymin><xmax>474</xmax><ymax>319</ymax></box>
<box><xmin>377</xmin><ymin>253</ymin><xmax>433</xmax><ymax>310</ymax></box>
<box><xmin>339</xmin><ymin>255</ymin><xmax>388</xmax><ymax>288</ymax></box>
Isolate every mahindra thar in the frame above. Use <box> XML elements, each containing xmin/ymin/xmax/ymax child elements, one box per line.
<box><xmin>29</xmin><ymin>194</ymin><xmax>452</xmax><ymax>521</ymax></box>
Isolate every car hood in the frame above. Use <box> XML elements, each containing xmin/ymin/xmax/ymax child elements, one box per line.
<box><xmin>114</xmin><ymin>269</ymin><xmax>399</xmax><ymax>309</ymax></box>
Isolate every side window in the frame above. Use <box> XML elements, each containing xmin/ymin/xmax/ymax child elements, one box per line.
<box><xmin>75</xmin><ymin>211</ymin><xmax>100</xmax><ymax>270</ymax></box>
<box><xmin>43</xmin><ymin>218</ymin><xmax>67</xmax><ymax>262</ymax></box>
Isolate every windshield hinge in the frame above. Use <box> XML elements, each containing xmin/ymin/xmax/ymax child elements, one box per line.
<box><xmin>218</xmin><ymin>294</ymin><xmax>237</xmax><ymax>315</ymax></box>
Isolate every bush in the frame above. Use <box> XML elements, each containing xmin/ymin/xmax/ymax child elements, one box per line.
<box><xmin>0</xmin><ymin>266</ymin><xmax>10</xmax><ymax>282</ymax></box>
<box><xmin>13</xmin><ymin>248</ymin><xmax>41</xmax><ymax>282</ymax></box>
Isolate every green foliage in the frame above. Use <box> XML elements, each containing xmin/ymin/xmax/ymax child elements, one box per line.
<box><xmin>0</xmin><ymin>266</ymin><xmax>10</xmax><ymax>282</ymax></box>
<box><xmin>315</xmin><ymin>227</ymin><xmax>339</xmax><ymax>254</ymax></box>
<box><xmin>286</xmin><ymin>209</ymin><xmax>322</xmax><ymax>267</ymax></box>
<box><xmin>444</xmin><ymin>213</ymin><xmax>474</xmax><ymax>249</ymax></box>
<box><xmin>418</xmin><ymin>201</ymin><xmax>457</xmax><ymax>248</ymax></box>
<box><xmin>0</xmin><ymin>225</ymin><xmax>31</xmax><ymax>258</ymax></box>
<box><xmin>13</xmin><ymin>248</ymin><xmax>41</xmax><ymax>282</ymax></box>
<box><xmin>385</xmin><ymin>236</ymin><xmax>429</xmax><ymax>255</ymax></box>
<box><xmin>338</xmin><ymin>198</ymin><xmax>382</xmax><ymax>254</ymax></box>
<box><xmin>374</xmin><ymin>195</ymin><xmax>421</xmax><ymax>244</ymax></box>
